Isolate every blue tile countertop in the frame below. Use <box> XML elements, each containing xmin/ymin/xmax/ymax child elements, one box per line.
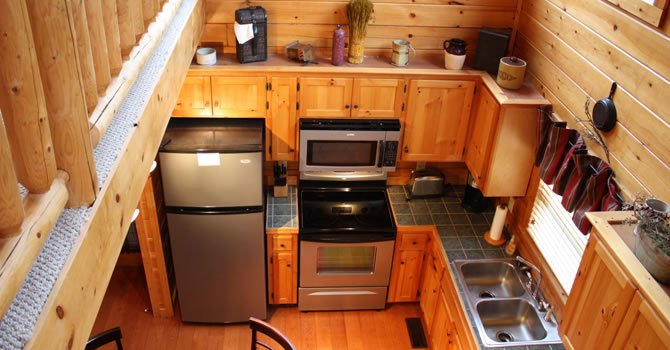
<box><xmin>266</xmin><ymin>186</ymin><xmax>298</xmax><ymax>228</ymax></box>
<box><xmin>388</xmin><ymin>185</ymin><xmax>565</xmax><ymax>350</ymax></box>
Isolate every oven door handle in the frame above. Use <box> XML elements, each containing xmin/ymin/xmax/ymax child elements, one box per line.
<box><xmin>376</xmin><ymin>140</ymin><xmax>384</xmax><ymax>168</ymax></box>
<box><xmin>300</xmin><ymin>233</ymin><xmax>396</xmax><ymax>243</ymax></box>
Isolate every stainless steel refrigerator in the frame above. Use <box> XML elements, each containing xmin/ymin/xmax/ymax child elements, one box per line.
<box><xmin>159</xmin><ymin>118</ymin><xmax>266</xmax><ymax>323</ymax></box>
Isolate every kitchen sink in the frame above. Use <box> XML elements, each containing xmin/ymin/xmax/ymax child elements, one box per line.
<box><xmin>459</xmin><ymin>261</ymin><xmax>526</xmax><ymax>299</ymax></box>
<box><xmin>453</xmin><ymin>258</ymin><xmax>562</xmax><ymax>347</ymax></box>
<box><xmin>476</xmin><ymin>299</ymin><xmax>547</xmax><ymax>343</ymax></box>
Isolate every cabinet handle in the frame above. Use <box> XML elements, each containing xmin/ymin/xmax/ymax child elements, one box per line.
<box><xmin>345</xmin><ymin>104</ymin><xmax>350</xmax><ymax>109</ymax></box>
<box><xmin>289</xmin><ymin>148</ymin><xmax>295</xmax><ymax>152</ymax></box>
<box><xmin>353</xmin><ymin>105</ymin><xmax>359</xmax><ymax>109</ymax></box>
<box><xmin>404</xmin><ymin>146</ymin><xmax>409</xmax><ymax>153</ymax></box>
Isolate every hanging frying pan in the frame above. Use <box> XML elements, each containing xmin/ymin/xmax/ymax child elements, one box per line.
<box><xmin>593</xmin><ymin>82</ymin><xmax>618</xmax><ymax>132</ymax></box>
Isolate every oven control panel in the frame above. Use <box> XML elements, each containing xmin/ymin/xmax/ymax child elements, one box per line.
<box><xmin>382</xmin><ymin>141</ymin><xmax>398</xmax><ymax>167</ymax></box>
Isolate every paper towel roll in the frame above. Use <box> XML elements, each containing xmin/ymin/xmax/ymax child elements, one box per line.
<box><xmin>489</xmin><ymin>205</ymin><xmax>508</xmax><ymax>241</ymax></box>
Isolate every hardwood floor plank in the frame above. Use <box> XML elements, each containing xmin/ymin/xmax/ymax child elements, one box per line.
<box><xmin>93</xmin><ymin>266</ymin><xmax>424</xmax><ymax>350</ymax></box>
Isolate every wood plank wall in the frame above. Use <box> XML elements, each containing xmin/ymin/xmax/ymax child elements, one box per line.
<box><xmin>506</xmin><ymin>0</ymin><xmax>670</xmax><ymax>320</ymax></box>
<box><xmin>514</xmin><ymin>0</ymin><xmax>670</xmax><ymax>203</ymax></box>
<box><xmin>202</xmin><ymin>0</ymin><xmax>519</xmax><ymax>61</ymax></box>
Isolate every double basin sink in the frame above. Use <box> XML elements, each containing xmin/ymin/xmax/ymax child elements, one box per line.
<box><xmin>453</xmin><ymin>258</ymin><xmax>562</xmax><ymax>348</ymax></box>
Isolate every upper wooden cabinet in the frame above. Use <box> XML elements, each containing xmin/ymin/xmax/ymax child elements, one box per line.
<box><xmin>268</xmin><ymin>77</ymin><xmax>298</xmax><ymax>161</ymax></box>
<box><xmin>299</xmin><ymin>77</ymin><xmax>352</xmax><ymax>118</ymax></box>
<box><xmin>401</xmin><ymin>80</ymin><xmax>475</xmax><ymax>162</ymax></box>
<box><xmin>464</xmin><ymin>86</ymin><xmax>540</xmax><ymax>197</ymax></box>
<box><xmin>351</xmin><ymin>78</ymin><xmax>406</xmax><ymax>118</ymax></box>
<box><xmin>299</xmin><ymin>77</ymin><xmax>405</xmax><ymax>119</ymax></box>
<box><xmin>173</xmin><ymin>76</ymin><xmax>212</xmax><ymax>116</ymax></box>
<box><xmin>210</xmin><ymin>76</ymin><xmax>267</xmax><ymax>117</ymax></box>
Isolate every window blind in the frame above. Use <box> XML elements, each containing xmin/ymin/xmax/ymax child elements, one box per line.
<box><xmin>527</xmin><ymin>180</ymin><xmax>588</xmax><ymax>293</ymax></box>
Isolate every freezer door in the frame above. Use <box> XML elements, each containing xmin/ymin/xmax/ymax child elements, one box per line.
<box><xmin>168</xmin><ymin>211</ymin><xmax>267</xmax><ymax>323</ymax></box>
<box><xmin>160</xmin><ymin>151</ymin><xmax>262</xmax><ymax>208</ymax></box>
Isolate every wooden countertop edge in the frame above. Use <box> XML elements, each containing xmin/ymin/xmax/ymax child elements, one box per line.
<box><xmin>586</xmin><ymin>211</ymin><xmax>670</xmax><ymax>327</ymax></box>
<box><xmin>187</xmin><ymin>53</ymin><xmax>549</xmax><ymax>107</ymax></box>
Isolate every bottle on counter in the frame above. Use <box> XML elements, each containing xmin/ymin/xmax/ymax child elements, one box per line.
<box><xmin>504</xmin><ymin>235</ymin><xmax>517</xmax><ymax>256</ymax></box>
<box><xmin>332</xmin><ymin>24</ymin><xmax>345</xmax><ymax>66</ymax></box>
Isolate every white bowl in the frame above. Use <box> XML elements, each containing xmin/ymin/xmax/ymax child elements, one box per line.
<box><xmin>196</xmin><ymin>47</ymin><xmax>216</xmax><ymax>65</ymax></box>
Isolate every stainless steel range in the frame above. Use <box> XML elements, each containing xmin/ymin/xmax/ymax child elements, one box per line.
<box><xmin>298</xmin><ymin>119</ymin><xmax>400</xmax><ymax>311</ymax></box>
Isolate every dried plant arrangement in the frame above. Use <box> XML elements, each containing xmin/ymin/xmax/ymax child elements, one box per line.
<box><xmin>346</xmin><ymin>0</ymin><xmax>374</xmax><ymax>64</ymax></box>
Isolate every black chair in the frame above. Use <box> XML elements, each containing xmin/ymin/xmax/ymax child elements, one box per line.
<box><xmin>86</xmin><ymin>327</ymin><xmax>123</xmax><ymax>350</ymax></box>
<box><xmin>250</xmin><ymin>317</ymin><xmax>296</xmax><ymax>350</ymax></box>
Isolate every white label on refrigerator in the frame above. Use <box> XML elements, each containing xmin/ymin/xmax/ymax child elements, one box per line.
<box><xmin>197</xmin><ymin>153</ymin><xmax>220</xmax><ymax>167</ymax></box>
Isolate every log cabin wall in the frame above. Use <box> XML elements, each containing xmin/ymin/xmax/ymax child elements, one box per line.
<box><xmin>202</xmin><ymin>0</ymin><xmax>520</xmax><ymax>61</ymax></box>
<box><xmin>507</xmin><ymin>0</ymin><xmax>670</xmax><ymax>320</ymax></box>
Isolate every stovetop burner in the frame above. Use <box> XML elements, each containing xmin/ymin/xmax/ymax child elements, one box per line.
<box><xmin>299</xmin><ymin>184</ymin><xmax>396</xmax><ymax>234</ymax></box>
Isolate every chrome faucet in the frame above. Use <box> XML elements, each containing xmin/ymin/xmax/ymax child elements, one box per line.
<box><xmin>515</xmin><ymin>256</ymin><xmax>545</xmax><ymax>310</ymax></box>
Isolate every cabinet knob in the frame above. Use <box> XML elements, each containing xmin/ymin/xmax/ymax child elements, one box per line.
<box><xmin>353</xmin><ymin>105</ymin><xmax>359</xmax><ymax>109</ymax></box>
<box><xmin>345</xmin><ymin>104</ymin><xmax>350</xmax><ymax>109</ymax></box>
<box><xmin>412</xmin><ymin>240</ymin><xmax>417</xmax><ymax>245</ymax></box>
<box><xmin>214</xmin><ymin>101</ymin><xmax>219</xmax><ymax>107</ymax></box>
<box><xmin>400</xmin><ymin>260</ymin><xmax>405</xmax><ymax>265</ymax></box>
<box><xmin>404</xmin><ymin>146</ymin><xmax>409</xmax><ymax>153</ymax></box>
<box><xmin>289</xmin><ymin>148</ymin><xmax>295</xmax><ymax>152</ymax></box>
<box><xmin>204</xmin><ymin>101</ymin><xmax>210</xmax><ymax>107</ymax></box>
<box><xmin>280</xmin><ymin>244</ymin><xmax>285</xmax><ymax>248</ymax></box>
<box><xmin>287</xmin><ymin>263</ymin><xmax>292</xmax><ymax>268</ymax></box>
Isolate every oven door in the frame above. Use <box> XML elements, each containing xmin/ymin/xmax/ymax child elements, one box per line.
<box><xmin>299</xmin><ymin>129</ymin><xmax>384</xmax><ymax>173</ymax></box>
<box><xmin>299</xmin><ymin>237</ymin><xmax>395</xmax><ymax>288</ymax></box>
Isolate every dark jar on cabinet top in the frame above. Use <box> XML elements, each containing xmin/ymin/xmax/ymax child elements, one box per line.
<box><xmin>444</xmin><ymin>38</ymin><xmax>467</xmax><ymax>56</ymax></box>
<box><xmin>332</xmin><ymin>24</ymin><xmax>346</xmax><ymax>66</ymax></box>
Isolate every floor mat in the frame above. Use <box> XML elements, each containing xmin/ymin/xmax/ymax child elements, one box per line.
<box><xmin>405</xmin><ymin>317</ymin><xmax>428</xmax><ymax>348</ymax></box>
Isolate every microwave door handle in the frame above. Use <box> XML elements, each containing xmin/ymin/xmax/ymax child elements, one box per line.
<box><xmin>377</xmin><ymin>140</ymin><xmax>384</xmax><ymax>167</ymax></box>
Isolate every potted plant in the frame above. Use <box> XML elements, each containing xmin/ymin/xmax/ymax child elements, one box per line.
<box><xmin>631</xmin><ymin>195</ymin><xmax>670</xmax><ymax>283</ymax></box>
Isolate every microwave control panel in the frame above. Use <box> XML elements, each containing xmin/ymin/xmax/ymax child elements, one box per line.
<box><xmin>382</xmin><ymin>141</ymin><xmax>398</xmax><ymax>167</ymax></box>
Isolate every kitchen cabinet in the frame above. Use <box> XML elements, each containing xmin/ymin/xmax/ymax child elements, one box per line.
<box><xmin>611</xmin><ymin>292</ymin><xmax>670</xmax><ymax>349</ymax></box>
<box><xmin>561</xmin><ymin>235</ymin><xmax>636</xmax><ymax>349</ymax></box>
<box><xmin>267</xmin><ymin>229</ymin><xmax>298</xmax><ymax>304</ymax></box>
<box><xmin>561</xmin><ymin>212</ymin><xmax>670</xmax><ymax>350</ymax></box>
<box><xmin>268</xmin><ymin>77</ymin><xmax>298</xmax><ymax>161</ymax></box>
<box><xmin>387</xmin><ymin>228</ymin><xmax>430</xmax><ymax>302</ymax></box>
<box><xmin>431</xmin><ymin>288</ymin><xmax>460</xmax><ymax>350</ymax></box>
<box><xmin>464</xmin><ymin>85</ymin><xmax>540</xmax><ymax>197</ymax></box>
<box><xmin>401</xmin><ymin>80</ymin><xmax>475</xmax><ymax>162</ymax></box>
<box><xmin>299</xmin><ymin>77</ymin><xmax>405</xmax><ymax>119</ymax></box>
<box><xmin>419</xmin><ymin>240</ymin><xmax>446</xmax><ymax>331</ymax></box>
<box><xmin>210</xmin><ymin>76</ymin><xmax>266</xmax><ymax>117</ymax></box>
<box><xmin>173</xmin><ymin>76</ymin><xmax>212</xmax><ymax>116</ymax></box>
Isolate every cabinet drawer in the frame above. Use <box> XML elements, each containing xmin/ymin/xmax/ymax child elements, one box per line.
<box><xmin>273</xmin><ymin>235</ymin><xmax>293</xmax><ymax>251</ymax></box>
<box><xmin>399</xmin><ymin>233</ymin><xmax>429</xmax><ymax>250</ymax></box>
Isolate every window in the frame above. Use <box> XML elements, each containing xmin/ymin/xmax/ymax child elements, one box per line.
<box><xmin>605</xmin><ymin>0</ymin><xmax>668</xmax><ymax>27</ymax></box>
<box><xmin>527</xmin><ymin>181</ymin><xmax>589</xmax><ymax>293</ymax></box>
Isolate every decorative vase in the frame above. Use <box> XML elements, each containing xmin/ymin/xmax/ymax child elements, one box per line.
<box><xmin>348</xmin><ymin>40</ymin><xmax>365</xmax><ymax>64</ymax></box>
<box><xmin>635</xmin><ymin>225</ymin><xmax>670</xmax><ymax>284</ymax></box>
<box><xmin>332</xmin><ymin>24</ymin><xmax>346</xmax><ymax>66</ymax></box>
<box><xmin>443</xmin><ymin>38</ymin><xmax>467</xmax><ymax>70</ymax></box>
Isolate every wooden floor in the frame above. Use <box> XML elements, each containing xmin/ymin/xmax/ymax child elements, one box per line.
<box><xmin>91</xmin><ymin>266</ymin><xmax>425</xmax><ymax>349</ymax></box>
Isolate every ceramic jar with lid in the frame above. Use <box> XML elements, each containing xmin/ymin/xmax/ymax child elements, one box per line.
<box><xmin>443</xmin><ymin>38</ymin><xmax>467</xmax><ymax>70</ymax></box>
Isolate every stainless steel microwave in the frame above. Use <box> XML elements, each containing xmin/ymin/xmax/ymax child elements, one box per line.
<box><xmin>299</xmin><ymin>119</ymin><xmax>401</xmax><ymax>181</ymax></box>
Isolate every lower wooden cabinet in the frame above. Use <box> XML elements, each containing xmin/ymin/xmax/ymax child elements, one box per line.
<box><xmin>419</xmin><ymin>240</ymin><xmax>445</xmax><ymax>331</ymax></box>
<box><xmin>267</xmin><ymin>229</ymin><xmax>298</xmax><ymax>304</ymax></box>
<box><xmin>561</xmin><ymin>213</ymin><xmax>670</xmax><ymax>350</ymax></box>
<box><xmin>387</xmin><ymin>228</ymin><xmax>431</xmax><ymax>302</ymax></box>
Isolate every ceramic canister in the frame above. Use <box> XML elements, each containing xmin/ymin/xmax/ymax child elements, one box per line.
<box><xmin>496</xmin><ymin>57</ymin><xmax>527</xmax><ymax>90</ymax></box>
<box><xmin>391</xmin><ymin>39</ymin><xmax>414</xmax><ymax>66</ymax></box>
<box><xmin>196</xmin><ymin>47</ymin><xmax>216</xmax><ymax>65</ymax></box>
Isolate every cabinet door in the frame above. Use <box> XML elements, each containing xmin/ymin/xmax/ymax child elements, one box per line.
<box><xmin>299</xmin><ymin>77</ymin><xmax>352</xmax><ymax>118</ymax></box>
<box><xmin>611</xmin><ymin>292</ymin><xmax>670</xmax><ymax>349</ymax></box>
<box><xmin>561</xmin><ymin>236</ymin><xmax>636</xmax><ymax>350</ymax></box>
<box><xmin>419</xmin><ymin>253</ymin><xmax>442</xmax><ymax>331</ymax></box>
<box><xmin>431</xmin><ymin>289</ymin><xmax>460</xmax><ymax>350</ymax></box>
<box><xmin>388</xmin><ymin>250</ymin><xmax>425</xmax><ymax>302</ymax></box>
<box><xmin>351</xmin><ymin>78</ymin><xmax>405</xmax><ymax>118</ymax></box>
<box><xmin>273</xmin><ymin>251</ymin><xmax>296</xmax><ymax>304</ymax></box>
<box><xmin>173</xmin><ymin>76</ymin><xmax>212</xmax><ymax>116</ymax></box>
<box><xmin>269</xmin><ymin>77</ymin><xmax>297</xmax><ymax>161</ymax></box>
<box><xmin>464</xmin><ymin>86</ymin><xmax>498</xmax><ymax>182</ymax></box>
<box><xmin>211</xmin><ymin>76</ymin><xmax>266</xmax><ymax>117</ymax></box>
<box><xmin>401</xmin><ymin>80</ymin><xmax>475</xmax><ymax>161</ymax></box>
